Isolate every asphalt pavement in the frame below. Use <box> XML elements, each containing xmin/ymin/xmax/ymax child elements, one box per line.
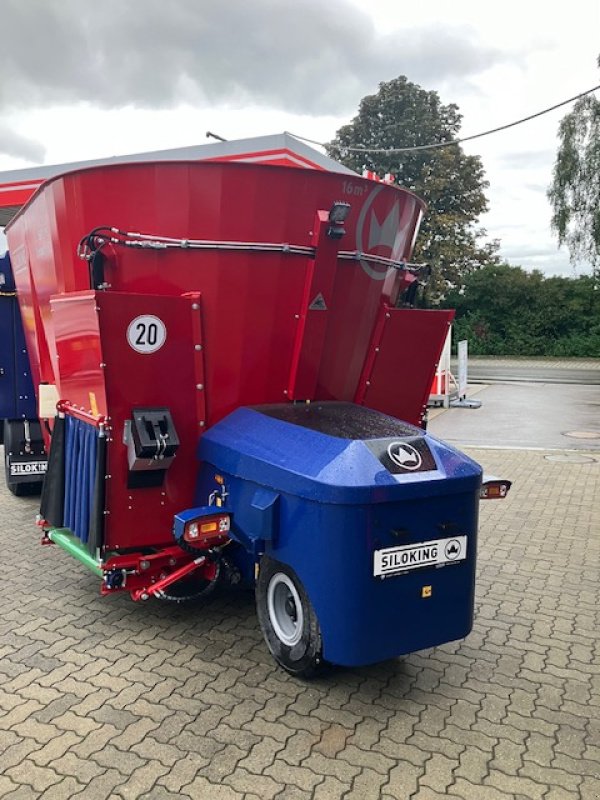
<box><xmin>429</xmin><ymin>382</ymin><xmax>600</xmax><ymax>451</ymax></box>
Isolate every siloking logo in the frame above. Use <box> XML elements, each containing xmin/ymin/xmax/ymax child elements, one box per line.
<box><xmin>355</xmin><ymin>185</ymin><xmax>419</xmax><ymax>280</ymax></box>
<box><xmin>387</xmin><ymin>442</ymin><xmax>422</xmax><ymax>471</ymax></box>
<box><xmin>10</xmin><ymin>461</ymin><xmax>47</xmax><ymax>477</ymax></box>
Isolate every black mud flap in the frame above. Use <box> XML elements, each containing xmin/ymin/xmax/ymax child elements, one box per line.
<box><xmin>40</xmin><ymin>416</ymin><xmax>65</xmax><ymax>525</ymax></box>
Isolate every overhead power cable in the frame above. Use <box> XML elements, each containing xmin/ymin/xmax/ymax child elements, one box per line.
<box><xmin>286</xmin><ymin>83</ymin><xmax>600</xmax><ymax>155</ymax></box>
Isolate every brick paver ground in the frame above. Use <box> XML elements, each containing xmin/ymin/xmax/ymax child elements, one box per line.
<box><xmin>0</xmin><ymin>445</ymin><xmax>598</xmax><ymax>799</ymax></box>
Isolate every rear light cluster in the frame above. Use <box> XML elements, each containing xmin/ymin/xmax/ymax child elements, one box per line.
<box><xmin>480</xmin><ymin>479</ymin><xmax>512</xmax><ymax>500</ymax></box>
<box><xmin>183</xmin><ymin>514</ymin><xmax>230</xmax><ymax>547</ymax></box>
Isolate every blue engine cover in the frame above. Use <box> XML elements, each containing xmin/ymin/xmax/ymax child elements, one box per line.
<box><xmin>197</xmin><ymin>402</ymin><xmax>483</xmax><ymax>667</ymax></box>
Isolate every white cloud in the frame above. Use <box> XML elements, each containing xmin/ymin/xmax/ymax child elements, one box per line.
<box><xmin>0</xmin><ymin>0</ymin><xmax>507</xmax><ymax>116</ymax></box>
<box><xmin>0</xmin><ymin>123</ymin><xmax>45</xmax><ymax>162</ymax></box>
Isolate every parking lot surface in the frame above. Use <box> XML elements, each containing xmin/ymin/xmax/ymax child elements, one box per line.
<box><xmin>0</xmin><ymin>443</ymin><xmax>599</xmax><ymax>799</ymax></box>
<box><xmin>429</xmin><ymin>382</ymin><xmax>600</xmax><ymax>451</ymax></box>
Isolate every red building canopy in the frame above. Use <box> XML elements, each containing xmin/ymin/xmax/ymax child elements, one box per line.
<box><xmin>0</xmin><ymin>133</ymin><xmax>355</xmax><ymax>227</ymax></box>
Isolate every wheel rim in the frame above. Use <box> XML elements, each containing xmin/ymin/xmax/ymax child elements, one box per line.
<box><xmin>267</xmin><ymin>572</ymin><xmax>304</xmax><ymax>647</ymax></box>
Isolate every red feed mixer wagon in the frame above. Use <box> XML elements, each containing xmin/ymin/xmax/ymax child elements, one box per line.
<box><xmin>5</xmin><ymin>157</ymin><xmax>510</xmax><ymax>676</ymax></box>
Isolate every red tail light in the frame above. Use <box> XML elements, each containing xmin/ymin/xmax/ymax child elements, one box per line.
<box><xmin>183</xmin><ymin>514</ymin><xmax>230</xmax><ymax>546</ymax></box>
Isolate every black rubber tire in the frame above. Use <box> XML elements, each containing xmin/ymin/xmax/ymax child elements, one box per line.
<box><xmin>256</xmin><ymin>556</ymin><xmax>324</xmax><ymax>678</ymax></box>
<box><xmin>7</xmin><ymin>480</ymin><xmax>27</xmax><ymax>497</ymax></box>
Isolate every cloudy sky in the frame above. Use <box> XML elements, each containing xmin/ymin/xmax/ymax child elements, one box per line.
<box><xmin>1</xmin><ymin>0</ymin><xmax>598</xmax><ymax>276</ymax></box>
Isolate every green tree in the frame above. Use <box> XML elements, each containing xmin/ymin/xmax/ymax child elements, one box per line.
<box><xmin>548</xmin><ymin>57</ymin><xmax>600</xmax><ymax>273</ymax></box>
<box><xmin>444</xmin><ymin>263</ymin><xmax>600</xmax><ymax>356</ymax></box>
<box><xmin>327</xmin><ymin>76</ymin><xmax>498</xmax><ymax>300</ymax></box>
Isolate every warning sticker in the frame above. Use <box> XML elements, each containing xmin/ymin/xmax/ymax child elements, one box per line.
<box><xmin>374</xmin><ymin>535</ymin><xmax>467</xmax><ymax>577</ymax></box>
<box><xmin>308</xmin><ymin>293</ymin><xmax>327</xmax><ymax>311</ymax></box>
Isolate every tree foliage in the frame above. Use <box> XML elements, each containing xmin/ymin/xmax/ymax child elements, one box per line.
<box><xmin>548</xmin><ymin>58</ymin><xmax>600</xmax><ymax>272</ymax></box>
<box><xmin>443</xmin><ymin>263</ymin><xmax>600</xmax><ymax>356</ymax></box>
<box><xmin>327</xmin><ymin>76</ymin><xmax>498</xmax><ymax>299</ymax></box>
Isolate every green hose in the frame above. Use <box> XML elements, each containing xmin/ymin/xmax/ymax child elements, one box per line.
<box><xmin>47</xmin><ymin>529</ymin><xmax>104</xmax><ymax>578</ymax></box>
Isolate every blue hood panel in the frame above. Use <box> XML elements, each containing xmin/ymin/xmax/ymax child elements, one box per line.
<box><xmin>199</xmin><ymin>403</ymin><xmax>481</xmax><ymax>504</ymax></box>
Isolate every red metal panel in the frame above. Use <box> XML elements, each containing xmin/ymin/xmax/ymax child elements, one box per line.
<box><xmin>314</xmin><ymin>262</ymin><xmax>386</xmax><ymax>401</ymax></box>
<box><xmin>315</xmin><ymin>181</ymin><xmax>424</xmax><ymax>402</ymax></box>
<box><xmin>287</xmin><ymin>211</ymin><xmax>342</xmax><ymax>400</ymax></box>
<box><xmin>97</xmin><ymin>291</ymin><xmax>203</xmax><ymax>550</ymax></box>
<box><xmin>51</xmin><ymin>290</ymin><xmax>204</xmax><ymax>549</ymax></box>
<box><xmin>356</xmin><ymin>308</ymin><xmax>455</xmax><ymax>427</ymax></box>
<box><xmin>354</xmin><ymin>303</ymin><xmax>390</xmax><ymax>407</ymax></box>
<box><xmin>51</xmin><ymin>292</ymin><xmax>107</xmax><ymax>415</ymax></box>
